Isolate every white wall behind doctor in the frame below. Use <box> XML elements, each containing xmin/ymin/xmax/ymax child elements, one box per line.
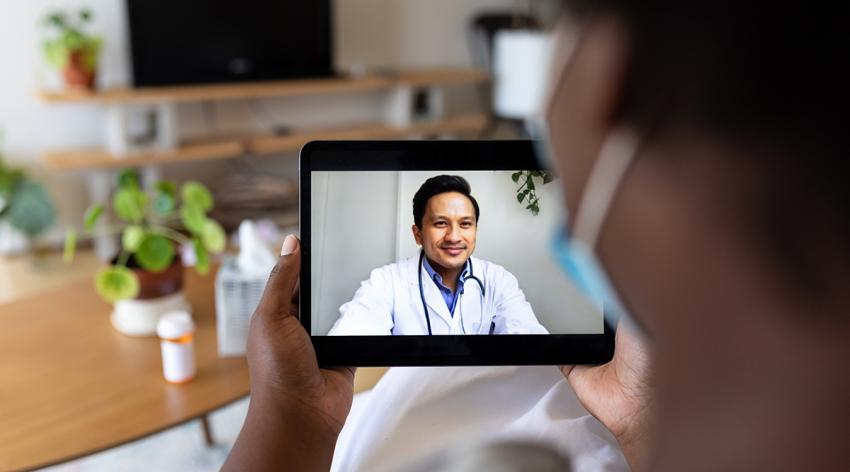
<box><xmin>310</xmin><ymin>170</ymin><xmax>602</xmax><ymax>335</ymax></box>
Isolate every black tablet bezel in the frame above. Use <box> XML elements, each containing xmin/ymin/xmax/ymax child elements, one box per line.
<box><xmin>300</xmin><ymin>140</ymin><xmax>615</xmax><ymax>367</ymax></box>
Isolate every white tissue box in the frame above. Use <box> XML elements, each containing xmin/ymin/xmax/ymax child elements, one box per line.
<box><xmin>215</xmin><ymin>257</ymin><xmax>267</xmax><ymax>357</ymax></box>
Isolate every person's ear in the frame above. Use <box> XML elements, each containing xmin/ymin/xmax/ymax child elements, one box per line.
<box><xmin>411</xmin><ymin>224</ymin><xmax>423</xmax><ymax>246</ymax></box>
<box><xmin>546</xmin><ymin>13</ymin><xmax>632</xmax><ymax>217</ymax></box>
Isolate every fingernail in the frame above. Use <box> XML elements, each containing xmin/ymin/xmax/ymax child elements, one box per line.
<box><xmin>281</xmin><ymin>235</ymin><xmax>298</xmax><ymax>256</ymax></box>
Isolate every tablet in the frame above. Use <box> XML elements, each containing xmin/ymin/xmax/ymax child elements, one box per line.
<box><xmin>300</xmin><ymin>140</ymin><xmax>614</xmax><ymax>366</ymax></box>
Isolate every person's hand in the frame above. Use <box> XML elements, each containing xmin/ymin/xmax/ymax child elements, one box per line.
<box><xmin>561</xmin><ymin>324</ymin><xmax>654</xmax><ymax>471</ymax></box>
<box><xmin>223</xmin><ymin>235</ymin><xmax>355</xmax><ymax>472</ymax></box>
<box><xmin>247</xmin><ymin>234</ymin><xmax>355</xmax><ymax>430</ymax></box>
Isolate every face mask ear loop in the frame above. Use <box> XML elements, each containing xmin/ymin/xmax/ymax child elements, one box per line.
<box><xmin>572</xmin><ymin>128</ymin><xmax>641</xmax><ymax>249</ymax></box>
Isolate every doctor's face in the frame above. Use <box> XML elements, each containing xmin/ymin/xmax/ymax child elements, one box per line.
<box><xmin>413</xmin><ymin>191</ymin><xmax>477</xmax><ymax>271</ymax></box>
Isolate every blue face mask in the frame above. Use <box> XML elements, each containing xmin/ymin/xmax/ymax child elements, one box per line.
<box><xmin>529</xmin><ymin>118</ymin><xmax>648</xmax><ymax>338</ymax></box>
<box><xmin>550</xmin><ymin>225</ymin><xmax>643</xmax><ymax>334</ymax></box>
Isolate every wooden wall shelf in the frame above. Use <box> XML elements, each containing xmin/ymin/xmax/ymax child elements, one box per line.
<box><xmin>42</xmin><ymin>140</ymin><xmax>244</xmax><ymax>170</ymax></box>
<box><xmin>36</xmin><ymin>68</ymin><xmax>488</xmax><ymax>105</ymax></box>
<box><xmin>38</xmin><ymin>67</ymin><xmax>490</xmax><ymax>258</ymax></box>
<box><xmin>247</xmin><ymin>114</ymin><xmax>487</xmax><ymax>155</ymax></box>
<box><xmin>42</xmin><ymin>114</ymin><xmax>487</xmax><ymax>171</ymax></box>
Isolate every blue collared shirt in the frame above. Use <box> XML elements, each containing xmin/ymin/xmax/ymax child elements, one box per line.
<box><xmin>423</xmin><ymin>257</ymin><xmax>470</xmax><ymax>317</ymax></box>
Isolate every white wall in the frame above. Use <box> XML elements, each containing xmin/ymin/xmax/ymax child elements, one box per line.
<box><xmin>0</xmin><ymin>0</ymin><xmax>516</xmax><ymax>245</ymax></box>
<box><xmin>310</xmin><ymin>171</ymin><xmax>400</xmax><ymax>335</ymax></box>
<box><xmin>310</xmin><ymin>170</ymin><xmax>603</xmax><ymax>335</ymax></box>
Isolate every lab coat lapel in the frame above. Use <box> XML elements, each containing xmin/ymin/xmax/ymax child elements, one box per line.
<box><xmin>459</xmin><ymin>283</ymin><xmax>485</xmax><ymax>334</ymax></box>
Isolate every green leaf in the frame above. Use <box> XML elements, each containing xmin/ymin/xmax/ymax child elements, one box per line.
<box><xmin>112</xmin><ymin>188</ymin><xmax>147</xmax><ymax>223</ymax></box>
<box><xmin>511</xmin><ymin>172</ymin><xmax>521</xmax><ymax>183</ymax></box>
<box><xmin>181</xmin><ymin>181</ymin><xmax>213</xmax><ymax>212</ymax></box>
<box><xmin>46</xmin><ymin>13</ymin><xmax>66</xmax><ymax>28</ymax></box>
<box><xmin>94</xmin><ymin>266</ymin><xmax>140</xmax><ymax>303</ymax></box>
<box><xmin>152</xmin><ymin>193</ymin><xmax>175</xmax><ymax>217</ymax></box>
<box><xmin>200</xmin><ymin>219</ymin><xmax>226</xmax><ymax>253</ymax></box>
<box><xmin>63</xmin><ymin>229</ymin><xmax>77</xmax><ymax>263</ymax></box>
<box><xmin>180</xmin><ymin>203</ymin><xmax>206</xmax><ymax>234</ymax></box>
<box><xmin>83</xmin><ymin>203</ymin><xmax>104</xmax><ymax>231</ymax></box>
<box><xmin>7</xmin><ymin>180</ymin><xmax>56</xmax><ymax>236</ymax></box>
<box><xmin>42</xmin><ymin>40</ymin><xmax>69</xmax><ymax>68</ymax></box>
<box><xmin>193</xmin><ymin>238</ymin><xmax>210</xmax><ymax>275</ymax></box>
<box><xmin>134</xmin><ymin>234</ymin><xmax>175</xmax><ymax>272</ymax></box>
<box><xmin>155</xmin><ymin>181</ymin><xmax>176</xmax><ymax>197</ymax></box>
<box><xmin>116</xmin><ymin>169</ymin><xmax>140</xmax><ymax>190</ymax></box>
<box><xmin>542</xmin><ymin>172</ymin><xmax>555</xmax><ymax>184</ymax></box>
<box><xmin>0</xmin><ymin>167</ymin><xmax>23</xmax><ymax>196</ymax></box>
<box><xmin>526</xmin><ymin>178</ymin><xmax>536</xmax><ymax>190</ymax></box>
<box><xmin>516</xmin><ymin>191</ymin><xmax>525</xmax><ymax>203</ymax></box>
<box><xmin>122</xmin><ymin>225</ymin><xmax>145</xmax><ymax>252</ymax></box>
<box><xmin>152</xmin><ymin>180</ymin><xmax>177</xmax><ymax>217</ymax></box>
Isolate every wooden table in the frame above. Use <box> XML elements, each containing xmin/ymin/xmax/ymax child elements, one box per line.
<box><xmin>0</xmin><ymin>267</ymin><xmax>249</xmax><ymax>471</ymax></box>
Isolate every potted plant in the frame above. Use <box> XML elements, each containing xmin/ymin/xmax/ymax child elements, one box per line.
<box><xmin>64</xmin><ymin>170</ymin><xmax>226</xmax><ymax>336</ymax></box>
<box><xmin>0</xmin><ymin>134</ymin><xmax>56</xmax><ymax>253</ymax></box>
<box><xmin>41</xmin><ymin>8</ymin><xmax>103</xmax><ymax>90</ymax></box>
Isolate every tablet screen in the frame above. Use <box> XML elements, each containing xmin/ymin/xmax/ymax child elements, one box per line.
<box><xmin>301</xmin><ymin>141</ymin><xmax>614</xmax><ymax>365</ymax></box>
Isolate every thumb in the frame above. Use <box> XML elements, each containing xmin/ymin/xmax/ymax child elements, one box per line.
<box><xmin>255</xmin><ymin>234</ymin><xmax>301</xmax><ymax>321</ymax></box>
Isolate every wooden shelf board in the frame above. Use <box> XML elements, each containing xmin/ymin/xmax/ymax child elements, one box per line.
<box><xmin>42</xmin><ymin>140</ymin><xmax>245</xmax><ymax>170</ymax></box>
<box><xmin>41</xmin><ymin>115</ymin><xmax>487</xmax><ymax>170</ymax></box>
<box><xmin>36</xmin><ymin>68</ymin><xmax>489</xmax><ymax>105</ymax></box>
<box><xmin>248</xmin><ymin>114</ymin><xmax>487</xmax><ymax>155</ymax></box>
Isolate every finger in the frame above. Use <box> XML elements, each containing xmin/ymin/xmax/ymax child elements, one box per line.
<box><xmin>560</xmin><ymin>364</ymin><xmax>593</xmax><ymax>382</ymax></box>
<box><xmin>326</xmin><ymin>366</ymin><xmax>357</xmax><ymax>382</ymax></box>
<box><xmin>559</xmin><ymin>365</ymin><xmax>575</xmax><ymax>378</ymax></box>
<box><xmin>255</xmin><ymin>234</ymin><xmax>301</xmax><ymax>320</ymax></box>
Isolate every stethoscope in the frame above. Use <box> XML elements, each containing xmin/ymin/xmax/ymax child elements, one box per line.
<box><xmin>418</xmin><ymin>250</ymin><xmax>486</xmax><ymax>335</ymax></box>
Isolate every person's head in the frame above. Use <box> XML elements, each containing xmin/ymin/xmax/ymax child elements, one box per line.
<box><xmin>546</xmin><ymin>1</ymin><xmax>848</xmax><ymax>468</ymax></box>
<box><xmin>411</xmin><ymin>175</ymin><xmax>480</xmax><ymax>272</ymax></box>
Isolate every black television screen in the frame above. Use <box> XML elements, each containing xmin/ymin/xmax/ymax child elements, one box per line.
<box><xmin>127</xmin><ymin>0</ymin><xmax>333</xmax><ymax>87</ymax></box>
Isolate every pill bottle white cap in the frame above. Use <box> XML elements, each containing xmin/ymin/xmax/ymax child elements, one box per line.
<box><xmin>157</xmin><ymin>311</ymin><xmax>195</xmax><ymax>339</ymax></box>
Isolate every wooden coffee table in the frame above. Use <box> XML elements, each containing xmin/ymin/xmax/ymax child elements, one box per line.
<box><xmin>0</xmin><ymin>266</ymin><xmax>250</xmax><ymax>471</ymax></box>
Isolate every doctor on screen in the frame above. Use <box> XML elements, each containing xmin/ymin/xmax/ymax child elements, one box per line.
<box><xmin>329</xmin><ymin>175</ymin><xmax>548</xmax><ymax>336</ymax></box>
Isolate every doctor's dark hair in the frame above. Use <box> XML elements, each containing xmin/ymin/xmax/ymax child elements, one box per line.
<box><xmin>412</xmin><ymin>175</ymin><xmax>480</xmax><ymax>229</ymax></box>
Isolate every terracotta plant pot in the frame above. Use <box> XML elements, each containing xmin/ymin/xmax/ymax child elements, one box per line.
<box><xmin>110</xmin><ymin>258</ymin><xmax>192</xmax><ymax>337</ymax></box>
<box><xmin>62</xmin><ymin>50</ymin><xmax>96</xmax><ymax>90</ymax></box>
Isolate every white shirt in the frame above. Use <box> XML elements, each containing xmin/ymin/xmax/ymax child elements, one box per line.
<box><xmin>328</xmin><ymin>255</ymin><xmax>549</xmax><ymax>335</ymax></box>
<box><xmin>331</xmin><ymin>366</ymin><xmax>628</xmax><ymax>471</ymax></box>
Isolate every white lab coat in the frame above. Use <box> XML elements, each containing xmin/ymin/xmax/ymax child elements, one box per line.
<box><xmin>329</xmin><ymin>255</ymin><xmax>549</xmax><ymax>335</ymax></box>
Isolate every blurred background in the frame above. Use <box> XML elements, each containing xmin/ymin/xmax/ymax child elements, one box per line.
<box><xmin>0</xmin><ymin>1</ymin><xmax>575</xmax><ymax>470</ymax></box>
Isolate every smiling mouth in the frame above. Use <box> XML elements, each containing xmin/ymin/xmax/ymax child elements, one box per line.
<box><xmin>441</xmin><ymin>247</ymin><xmax>465</xmax><ymax>256</ymax></box>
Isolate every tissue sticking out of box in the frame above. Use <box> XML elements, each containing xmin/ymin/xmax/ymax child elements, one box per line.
<box><xmin>237</xmin><ymin>220</ymin><xmax>277</xmax><ymax>277</ymax></box>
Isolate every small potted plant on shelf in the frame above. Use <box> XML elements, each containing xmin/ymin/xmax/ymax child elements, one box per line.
<box><xmin>0</xmin><ymin>134</ymin><xmax>56</xmax><ymax>253</ymax></box>
<box><xmin>41</xmin><ymin>7</ymin><xmax>103</xmax><ymax>90</ymax></box>
<box><xmin>64</xmin><ymin>170</ymin><xmax>226</xmax><ymax>336</ymax></box>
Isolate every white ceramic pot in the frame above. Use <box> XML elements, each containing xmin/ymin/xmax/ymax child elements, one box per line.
<box><xmin>111</xmin><ymin>291</ymin><xmax>192</xmax><ymax>337</ymax></box>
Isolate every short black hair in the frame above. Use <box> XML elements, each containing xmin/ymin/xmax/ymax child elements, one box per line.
<box><xmin>412</xmin><ymin>175</ymin><xmax>480</xmax><ymax>229</ymax></box>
